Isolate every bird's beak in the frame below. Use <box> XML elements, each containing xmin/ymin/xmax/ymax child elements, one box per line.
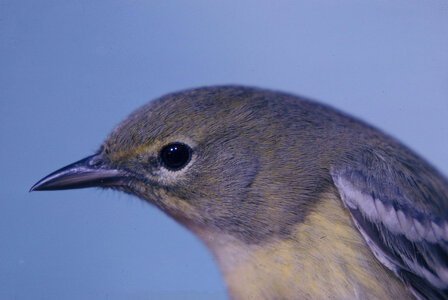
<box><xmin>30</xmin><ymin>153</ymin><xmax>130</xmax><ymax>192</ymax></box>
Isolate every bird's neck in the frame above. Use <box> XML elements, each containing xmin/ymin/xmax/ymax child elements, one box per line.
<box><xmin>194</xmin><ymin>191</ymin><xmax>411</xmax><ymax>300</ymax></box>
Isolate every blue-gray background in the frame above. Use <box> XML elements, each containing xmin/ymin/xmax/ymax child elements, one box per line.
<box><xmin>1</xmin><ymin>1</ymin><xmax>447</xmax><ymax>299</ymax></box>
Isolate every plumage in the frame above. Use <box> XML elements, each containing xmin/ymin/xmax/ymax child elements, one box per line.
<box><xmin>31</xmin><ymin>86</ymin><xmax>448</xmax><ymax>299</ymax></box>
<box><xmin>332</xmin><ymin>165</ymin><xmax>448</xmax><ymax>299</ymax></box>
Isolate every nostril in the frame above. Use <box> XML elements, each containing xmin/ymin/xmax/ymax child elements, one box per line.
<box><xmin>88</xmin><ymin>155</ymin><xmax>104</xmax><ymax>168</ymax></box>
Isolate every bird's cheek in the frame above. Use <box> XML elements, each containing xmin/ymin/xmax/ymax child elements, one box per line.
<box><xmin>155</xmin><ymin>192</ymin><xmax>210</xmax><ymax>227</ymax></box>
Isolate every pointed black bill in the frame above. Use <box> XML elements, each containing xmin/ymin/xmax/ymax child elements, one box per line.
<box><xmin>30</xmin><ymin>153</ymin><xmax>130</xmax><ymax>192</ymax></box>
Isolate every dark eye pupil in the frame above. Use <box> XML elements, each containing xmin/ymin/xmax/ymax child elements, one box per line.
<box><xmin>160</xmin><ymin>143</ymin><xmax>192</xmax><ymax>170</ymax></box>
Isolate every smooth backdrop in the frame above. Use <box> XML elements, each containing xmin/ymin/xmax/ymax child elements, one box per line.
<box><xmin>1</xmin><ymin>1</ymin><xmax>447</xmax><ymax>299</ymax></box>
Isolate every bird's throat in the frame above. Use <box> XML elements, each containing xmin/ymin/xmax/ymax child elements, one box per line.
<box><xmin>195</xmin><ymin>191</ymin><xmax>412</xmax><ymax>300</ymax></box>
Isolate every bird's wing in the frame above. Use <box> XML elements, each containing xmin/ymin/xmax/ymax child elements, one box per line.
<box><xmin>331</xmin><ymin>164</ymin><xmax>448</xmax><ymax>300</ymax></box>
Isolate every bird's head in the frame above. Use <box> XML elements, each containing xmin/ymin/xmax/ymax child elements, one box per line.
<box><xmin>31</xmin><ymin>86</ymin><xmax>334</xmax><ymax>244</ymax></box>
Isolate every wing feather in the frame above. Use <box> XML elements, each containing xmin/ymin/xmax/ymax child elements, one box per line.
<box><xmin>331</xmin><ymin>167</ymin><xmax>448</xmax><ymax>300</ymax></box>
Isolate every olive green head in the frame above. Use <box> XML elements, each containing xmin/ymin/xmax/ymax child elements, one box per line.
<box><xmin>102</xmin><ymin>87</ymin><xmax>267</xmax><ymax>231</ymax></box>
<box><xmin>30</xmin><ymin>86</ymin><xmax>339</xmax><ymax>243</ymax></box>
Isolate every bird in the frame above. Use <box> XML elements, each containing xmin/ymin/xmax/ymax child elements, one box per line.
<box><xmin>30</xmin><ymin>86</ymin><xmax>448</xmax><ymax>300</ymax></box>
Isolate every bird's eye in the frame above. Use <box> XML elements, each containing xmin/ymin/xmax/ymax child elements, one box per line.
<box><xmin>159</xmin><ymin>143</ymin><xmax>192</xmax><ymax>171</ymax></box>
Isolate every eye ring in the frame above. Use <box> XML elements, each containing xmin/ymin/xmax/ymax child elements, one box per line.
<box><xmin>159</xmin><ymin>143</ymin><xmax>192</xmax><ymax>171</ymax></box>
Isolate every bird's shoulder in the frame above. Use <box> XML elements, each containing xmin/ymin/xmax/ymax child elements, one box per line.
<box><xmin>331</xmin><ymin>146</ymin><xmax>448</xmax><ymax>300</ymax></box>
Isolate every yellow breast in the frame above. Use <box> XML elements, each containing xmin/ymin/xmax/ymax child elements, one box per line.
<box><xmin>199</xmin><ymin>191</ymin><xmax>412</xmax><ymax>300</ymax></box>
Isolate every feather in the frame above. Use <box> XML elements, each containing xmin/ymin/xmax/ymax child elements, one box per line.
<box><xmin>332</xmin><ymin>165</ymin><xmax>448</xmax><ymax>300</ymax></box>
